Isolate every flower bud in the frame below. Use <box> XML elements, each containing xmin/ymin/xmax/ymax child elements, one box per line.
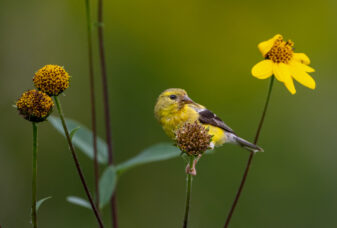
<box><xmin>33</xmin><ymin>65</ymin><xmax>70</xmax><ymax>96</ymax></box>
<box><xmin>16</xmin><ymin>90</ymin><xmax>54</xmax><ymax>122</ymax></box>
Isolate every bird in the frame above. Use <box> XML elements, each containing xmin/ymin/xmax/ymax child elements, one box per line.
<box><xmin>154</xmin><ymin>88</ymin><xmax>263</xmax><ymax>154</ymax></box>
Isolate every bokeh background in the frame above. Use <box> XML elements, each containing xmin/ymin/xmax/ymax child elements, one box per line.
<box><xmin>1</xmin><ymin>0</ymin><xmax>336</xmax><ymax>227</ymax></box>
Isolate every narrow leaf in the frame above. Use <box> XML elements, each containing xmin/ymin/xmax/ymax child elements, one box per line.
<box><xmin>49</xmin><ymin>116</ymin><xmax>108</xmax><ymax>164</ymax></box>
<box><xmin>99</xmin><ymin>165</ymin><xmax>117</xmax><ymax>208</ymax></box>
<box><xmin>67</xmin><ymin>196</ymin><xmax>91</xmax><ymax>209</ymax></box>
<box><xmin>30</xmin><ymin>195</ymin><xmax>53</xmax><ymax>219</ymax></box>
<box><xmin>70</xmin><ymin>127</ymin><xmax>80</xmax><ymax>140</ymax></box>
<box><xmin>36</xmin><ymin>196</ymin><xmax>52</xmax><ymax>212</ymax></box>
<box><xmin>116</xmin><ymin>143</ymin><xmax>180</xmax><ymax>174</ymax></box>
<box><xmin>30</xmin><ymin>196</ymin><xmax>52</xmax><ymax>223</ymax></box>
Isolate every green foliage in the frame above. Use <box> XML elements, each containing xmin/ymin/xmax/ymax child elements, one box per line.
<box><xmin>99</xmin><ymin>165</ymin><xmax>117</xmax><ymax>208</ymax></box>
<box><xmin>35</xmin><ymin>196</ymin><xmax>52</xmax><ymax>212</ymax></box>
<box><xmin>66</xmin><ymin>196</ymin><xmax>91</xmax><ymax>209</ymax></box>
<box><xmin>70</xmin><ymin>127</ymin><xmax>80</xmax><ymax>140</ymax></box>
<box><xmin>116</xmin><ymin>143</ymin><xmax>181</xmax><ymax>174</ymax></box>
<box><xmin>50</xmin><ymin>117</ymin><xmax>185</xmax><ymax>208</ymax></box>
<box><xmin>30</xmin><ymin>196</ymin><xmax>52</xmax><ymax>223</ymax></box>
<box><xmin>49</xmin><ymin>116</ymin><xmax>108</xmax><ymax>164</ymax></box>
<box><xmin>49</xmin><ymin>116</ymin><xmax>218</xmax><ymax>210</ymax></box>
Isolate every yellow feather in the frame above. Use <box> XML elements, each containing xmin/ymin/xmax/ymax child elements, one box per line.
<box><xmin>160</xmin><ymin>105</ymin><xmax>200</xmax><ymax>139</ymax></box>
<box><xmin>203</xmin><ymin>124</ymin><xmax>227</xmax><ymax>146</ymax></box>
<box><xmin>155</xmin><ymin>88</ymin><xmax>263</xmax><ymax>152</ymax></box>
<box><xmin>154</xmin><ymin>88</ymin><xmax>227</xmax><ymax>146</ymax></box>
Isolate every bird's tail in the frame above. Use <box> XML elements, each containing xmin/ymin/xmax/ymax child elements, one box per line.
<box><xmin>227</xmin><ymin>133</ymin><xmax>263</xmax><ymax>152</ymax></box>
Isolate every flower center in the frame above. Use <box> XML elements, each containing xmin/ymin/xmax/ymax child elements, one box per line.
<box><xmin>266</xmin><ymin>37</ymin><xmax>294</xmax><ymax>64</ymax></box>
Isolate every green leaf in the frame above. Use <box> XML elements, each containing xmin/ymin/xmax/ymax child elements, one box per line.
<box><xmin>49</xmin><ymin>116</ymin><xmax>108</xmax><ymax>164</ymax></box>
<box><xmin>67</xmin><ymin>196</ymin><xmax>91</xmax><ymax>209</ymax></box>
<box><xmin>99</xmin><ymin>165</ymin><xmax>117</xmax><ymax>208</ymax></box>
<box><xmin>116</xmin><ymin>143</ymin><xmax>180</xmax><ymax>174</ymax></box>
<box><xmin>30</xmin><ymin>196</ymin><xmax>52</xmax><ymax>223</ymax></box>
<box><xmin>36</xmin><ymin>196</ymin><xmax>52</xmax><ymax>212</ymax></box>
<box><xmin>70</xmin><ymin>127</ymin><xmax>80</xmax><ymax>140</ymax></box>
<box><xmin>30</xmin><ymin>196</ymin><xmax>53</xmax><ymax>218</ymax></box>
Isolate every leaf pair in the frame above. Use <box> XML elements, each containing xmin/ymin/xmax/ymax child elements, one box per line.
<box><xmin>48</xmin><ymin>116</ymin><xmax>181</xmax><ymax>209</ymax></box>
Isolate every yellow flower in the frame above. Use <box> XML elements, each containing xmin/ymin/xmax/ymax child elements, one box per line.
<box><xmin>252</xmin><ymin>34</ymin><xmax>316</xmax><ymax>94</ymax></box>
<box><xmin>33</xmin><ymin>65</ymin><xmax>70</xmax><ymax>96</ymax></box>
<box><xmin>16</xmin><ymin>89</ymin><xmax>54</xmax><ymax>122</ymax></box>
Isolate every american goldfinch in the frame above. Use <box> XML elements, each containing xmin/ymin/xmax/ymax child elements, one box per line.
<box><xmin>154</xmin><ymin>88</ymin><xmax>263</xmax><ymax>153</ymax></box>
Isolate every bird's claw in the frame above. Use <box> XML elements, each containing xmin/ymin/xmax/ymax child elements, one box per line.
<box><xmin>185</xmin><ymin>155</ymin><xmax>201</xmax><ymax>176</ymax></box>
<box><xmin>185</xmin><ymin>164</ymin><xmax>197</xmax><ymax>176</ymax></box>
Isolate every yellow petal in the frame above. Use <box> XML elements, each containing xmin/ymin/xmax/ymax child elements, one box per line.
<box><xmin>283</xmin><ymin>75</ymin><xmax>296</xmax><ymax>95</ymax></box>
<box><xmin>302</xmin><ymin>65</ymin><xmax>315</xmax><ymax>73</ymax></box>
<box><xmin>293</xmin><ymin>53</ymin><xmax>311</xmax><ymax>65</ymax></box>
<box><xmin>273</xmin><ymin>63</ymin><xmax>296</xmax><ymax>94</ymax></box>
<box><xmin>258</xmin><ymin>34</ymin><xmax>283</xmax><ymax>57</ymax></box>
<box><xmin>291</xmin><ymin>61</ymin><xmax>315</xmax><ymax>73</ymax></box>
<box><xmin>290</xmin><ymin>65</ymin><xmax>316</xmax><ymax>90</ymax></box>
<box><xmin>251</xmin><ymin>60</ymin><xmax>273</xmax><ymax>79</ymax></box>
<box><xmin>272</xmin><ymin>63</ymin><xmax>287</xmax><ymax>82</ymax></box>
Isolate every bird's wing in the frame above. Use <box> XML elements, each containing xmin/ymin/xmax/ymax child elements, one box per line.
<box><xmin>198</xmin><ymin>109</ymin><xmax>235</xmax><ymax>134</ymax></box>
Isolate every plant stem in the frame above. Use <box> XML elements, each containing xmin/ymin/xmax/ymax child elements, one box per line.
<box><xmin>253</xmin><ymin>76</ymin><xmax>274</xmax><ymax>144</ymax></box>
<box><xmin>53</xmin><ymin>96</ymin><xmax>105</xmax><ymax>228</ymax></box>
<box><xmin>183</xmin><ymin>157</ymin><xmax>194</xmax><ymax>228</ymax></box>
<box><xmin>32</xmin><ymin>122</ymin><xmax>38</xmax><ymax>228</ymax></box>
<box><xmin>84</xmin><ymin>0</ymin><xmax>99</xmax><ymax>209</ymax></box>
<box><xmin>224</xmin><ymin>76</ymin><xmax>274</xmax><ymax>228</ymax></box>
<box><xmin>97</xmin><ymin>0</ymin><xmax>118</xmax><ymax>227</ymax></box>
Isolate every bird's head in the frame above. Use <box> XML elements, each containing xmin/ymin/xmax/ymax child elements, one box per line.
<box><xmin>154</xmin><ymin>88</ymin><xmax>195</xmax><ymax>120</ymax></box>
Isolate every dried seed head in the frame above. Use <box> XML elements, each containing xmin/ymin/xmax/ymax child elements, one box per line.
<box><xmin>33</xmin><ymin>65</ymin><xmax>70</xmax><ymax>96</ymax></box>
<box><xmin>176</xmin><ymin>121</ymin><xmax>212</xmax><ymax>156</ymax></box>
<box><xmin>16</xmin><ymin>89</ymin><xmax>54</xmax><ymax>122</ymax></box>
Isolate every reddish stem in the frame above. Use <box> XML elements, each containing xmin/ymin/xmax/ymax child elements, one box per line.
<box><xmin>97</xmin><ymin>0</ymin><xmax>118</xmax><ymax>227</ymax></box>
<box><xmin>224</xmin><ymin>76</ymin><xmax>274</xmax><ymax>228</ymax></box>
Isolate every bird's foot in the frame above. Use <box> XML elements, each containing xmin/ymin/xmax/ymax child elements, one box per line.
<box><xmin>185</xmin><ymin>154</ymin><xmax>202</xmax><ymax>176</ymax></box>
<box><xmin>185</xmin><ymin>164</ymin><xmax>197</xmax><ymax>176</ymax></box>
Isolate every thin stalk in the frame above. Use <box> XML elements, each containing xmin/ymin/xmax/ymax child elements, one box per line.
<box><xmin>183</xmin><ymin>157</ymin><xmax>194</xmax><ymax>228</ymax></box>
<box><xmin>253</xmin><ymin>76</ymin><xmax>275</xmax><ymax>144</ymax></box>
<box><xmin>53</xmin><ymin>96</ymin><xmax>105</xmax><ymax>228</ymax></box>
<box><xmin>224</xmin><ymin>76</ymin><xmax>275</xmax><ymax>228</ymax></box>
<box><xmin>84</xmin><ymin>0</ymin><xmax>99</xmax><ymax>208</ymax></box>
<box><xmin>32</xmin><ymin>122</ymin><xmax>38</xmax><ymax>228</ymax></box>
<box><xmin>97</xmin><ymin>0</ymin><xmax>118</xmax><ymax>227</ymax></box>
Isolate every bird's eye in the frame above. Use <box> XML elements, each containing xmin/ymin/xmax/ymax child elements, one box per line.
<box><xmin>169</xmin><ymin>95</ymin><xmax>177</xmax><ymax>100</ymax></box>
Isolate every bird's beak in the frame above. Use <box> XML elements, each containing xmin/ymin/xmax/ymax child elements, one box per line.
<box><xmin>181</xmin><ymin>95</ymin><xmax>196</xmax><ymax>104</ymax></box>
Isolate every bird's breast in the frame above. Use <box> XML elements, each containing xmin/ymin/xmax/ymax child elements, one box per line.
<box><xmin>160</xmin><ymin>106</ymin><xmax>199</xmax><ymax>139</ymax></box>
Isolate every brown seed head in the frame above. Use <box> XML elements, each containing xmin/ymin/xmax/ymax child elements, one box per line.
<box><xmin>33</xmin><ymin>65</ymin><xmax>70</xmax><ymax>96</ymax></box>
<box><xmin>266</xmin><ymin>36</ymin><xmax>294</xmax><ymax>64</ymax></box>
<box><xmin>16</xmin><ymin>89</ymin><xmax>54</xmax><ymax>122</ymax></box>
<box><xmin>176</xmin><ymin>121</ymin><xmax>212</xmax><ymax>156</ymax></box>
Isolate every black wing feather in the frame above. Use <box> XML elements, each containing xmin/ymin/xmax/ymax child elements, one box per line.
<box><xmin>198</xmin><ymin>109</ymin><xmax>235</xmax><ymax>134</ymax></box>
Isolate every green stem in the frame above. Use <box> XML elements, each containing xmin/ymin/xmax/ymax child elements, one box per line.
<box><xmin>224</xmin><ymin>76</ymin><xmax>274</xmax><ymax>228</ymax></box>
<box><xmin>84</xmin><ymin>0</ymin><xmax>99</xmax><ymax>209</ymax></box>
<box><xmin>32</xmin><ymin>122</ymin><xmax>38</xmax><ymax>228</ymax></box>
<box><xmin>183</xmin><ymin>157</ymin><xmax>194</xmax><ymax>228</ymax></box>
<box><xmin>53</xmin><ymin>96</ymin><xmax>105</xmax><ymax>228</ymax></box>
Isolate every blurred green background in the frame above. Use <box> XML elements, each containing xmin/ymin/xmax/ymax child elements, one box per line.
<box><xmin>1</xmin><ymin>0</ymin><xmax>336</xmax><ymax>227</ymax></box>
